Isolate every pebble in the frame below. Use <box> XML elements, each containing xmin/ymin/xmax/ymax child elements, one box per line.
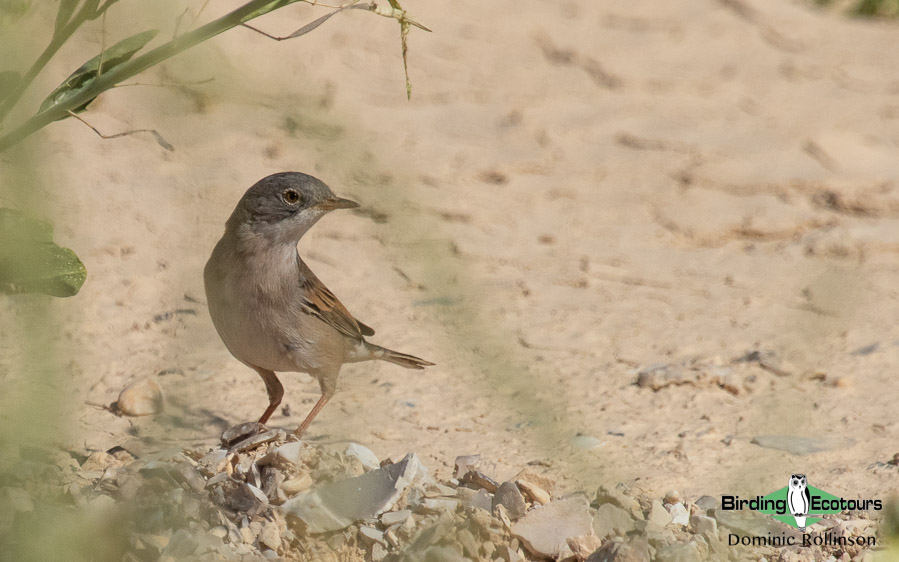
<box><xmin>460</xmin><ymin>470</ymin><xmax>498</xmax><ymax>493</ymax></box>
<box><xmin>596</xmin><ymin>484</ymin><xmax>643</xmax><ymax>519</ymax></box>
<box><xmin>655</xmin><ymin>539</ymin><xmax>705</xmax><ymax>562</ymax></box>
<box><xmin>667</xmin><ymin>502</ymin><xmax>690</xmax><ymax>526</ymax></box>
<box><xmin>694</xmin><ymin>495</ymin><xmax>717</xmax><ymax>513</ymax></box>
<box><xmin>420</xmin><ymin>498</ymin><xmax>460</xmax><ymax>513</ymax></box>
<box><xmin>258</xmin><ymin>521</ymin><xmax>281</xmax><ymax>551</ymax></box>
<box><xmin>116</xmin><ymin>378</ymin><xmax>164</xmax><ymax>416</ymax></box>
<box><xmin>380</xmin><ymin>509</ymin><xmax>412</xmax><ymax>526</ymax></box>
<box><xmin>512</xmin><ymin>496</ymin><xmax>593</xmax><ymax>559</ymax></box>
<box><xmin>750</xmin><ymin>434</ymin><xmax>852</xmax><ymax>455</ymax></box>
<box><xmin>359</xmin><ymin>525</ymin><xmax>387</xmax><ymax>546</ymax></box>
<box><xmin>567</xmin><ymin>534</ymin><xmax>603</xmax><ymax>559</ymax></box>
<box><xmin>280</xmin><ymin>472</ymin><xmax>313</xmax><ymax>496</ymax></box>
<box><xmin>493</xmin><ymin>481</ymin><xmax>528</xmax><ymax>520</ymax></box>
<box><xmin>228</xmin><ymin>429</ymin><xmax>286</xmax><ymax>455</ymax></box>
<box><xmin>281</xmin><ymin>452</ymin><xmax>428</xmax><ymax>533</ymax></box>
<box><xmin>221</xmin><ymin>422</ymin><xmax>267</xmax><ymax>447</ymax></box>
<box><xmin>647</xmin><ymin>499</ymin><xmax>672</xmax><ymax>531</ymax></box>
<box><xmin>516</xmin><ymin>479</ymin><xmax>551</xmax><ymax>505</ymax></box>
<box><xmin>458</xmin><ymin>487</ymin><xmax>493</xmax><ymax>512</ymax></box>
<box><xmin>453</xmin><ymin>454</ymin><xmax>481</xmax><ymax>478</ymax></box>
<box><xmin>571</xmin><ymin>434</ymin><xmax>604</xmax><ymax>450</ymax></box>
<box><xmin>345</xmin><ymin>443</ymin><xmax>380</xmax><ymax>471</ymax></box>
<box><xmin>690</xmin><ymin>514</ymin><xmax>718</xmax><ymax>539</ymax></box>
<box><xmin>586</xmin><ymin>537</ymin><xmax>651</xmax><ymax>562</ymax></box>
<box><xmin>163</xmin><ymin>529</ymin><xmax>199</xmax><ymax>558</ymax></box>
<box><xmin>259</xmin><ymin>442</ymin><xmax>305</xmax><ymax>469</ymax></box>
<box><xmin>593</xmin><ymin>503</ymin><xmax>636</xmax><ymax>538</ymax></box>
<box><xmin>664</xmin><ymin>490</ymin><xmax>682</xmax><ymax>504</ymax></box>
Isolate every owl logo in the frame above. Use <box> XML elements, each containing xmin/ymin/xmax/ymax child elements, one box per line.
<box><xmin>788</xmin><ymin>474</ymin><xmax>810</xmax><ymax>530</ymax></box>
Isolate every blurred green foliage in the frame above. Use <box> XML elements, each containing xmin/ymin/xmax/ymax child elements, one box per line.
<box><xmin>814</xmin><ymin>0</ymin><xmax>899</xmax><ymax>17</ymax></box>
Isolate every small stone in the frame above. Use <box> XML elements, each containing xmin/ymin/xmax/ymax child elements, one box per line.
<box><xmin>495</xmin><ymin>503</ymin><xmax>512</xmax><ymax>529</ymax></box>
<box><xmin>516</xmin><ymin>480</ymin><xmax>550</xmax><ymax>505</ymax></box>
<box><xmin>596</xmin><ymin>484</ymin><xmax>643</xmax><ymax>519</ymax></box>
<box><xmin>646</xmin><ymin>500</ymin><xmax>672</xmax><ymax>531</ymax></box>
<box><xmin>461</xmin><ymin>470</ymin><xmax>499</xmax><ymax>493</ymax></box>
<box><xmin>457</xmin><ymin>528</ymin><xmax>480</xmax><ymax>558</ymax></box>
<box><xmin>380</xmin><ymin>509</ymin><xmax>412</xmax><ymax>526</ymax></box>
<box><xmin>567</xmin><ymin>534</ymin><xmax>603</xmax><ymax>559</ymax></box>
<box><xmin>116</xmin><ymin>378</ymin><xmax>163</xmax><ymax>416</ymax></box>
<box><xmin>667</xmin><ymin>502</ymin><xmax>690</xmax><ymax>526</ymax></box>
<box><xmin>281</xmin><ymin>452</ymin><xmax>430</xmax><ymax>533</ymax></box>
<box><xmin>281</xmin><ymin>472</ymin><xmax>313</xmax><ymax>496</ymax></box>
<box><xmin>209</xmin><ymin>526</ymin><xmax>228</xmax><ymax>539</ymax></box>
<box><xmin>239</xmin><ymin>526</ymin><xmax>256</xmax><ymax>544</ymax></box>
<box><xmin>259</xmin><ymin>442</ymin><xmax>306</xmax><ymax>469</ymax></box>
<box><xmin>512</xmin><ymin>496</ymin><xmax>593</xmax><ymax>559</ymax></box>
<box><xmin>493</xmin><ymin>481</ymin><xmax>527</xmax><ymax>520</ymax></box>
<box><xmin>571</xmin><ymin>434</ymin><xmax>604</xmax><ymax>450</ymax></box>
<box><xmin>586</xmin><ymin>537</ymin><xmax>651</xmax><ymax>562</ymax></box>
<box><xmin>371</xmin><ymin>542</ymin><xmax>389</xmax><ymax>562</ymax></box>
<box><xmin>163</xmin><ymin>529</ymin><xmax>199</xmax><ymax>558</ymax></box>
<box><xmin>246</xmin><ymin>483</ymin><xmax>269</xmax><ymax>504</ymax></box>
<box><xmin>359</xmin><ymin>525</ymin><xmax>387</xmax><ymax>546</ymax></box>
<box><xmin>424</xmin><ymin>482</ymin><xmax>458</xmax><ymax>498</ymax></box>
<box><xmin>140</xmin><ymin>533</ymin><xmax>170</xmax><ymax>551</ymax></box>
<box><xmin>345</xmin><ymin>443</ymin><xmax>380</xmax><ymax>471</ymax></box>
<box><xmin>420</xmin><ymin>498</ymin><xmax>459</xmax><ymax>513</ymax></box>
<box><xmin>694</xmin><ymin>495</ymin><xmax>717</xmax><ymax>513</ymax></box>
<box><xmin>258</xmin><ymin>521</ymin><xmax>281</xmax><ymax>551</ymax></box>
<box><xmin>690</xmin><ymin>514</ymin><xmax>718</xmax><ymax>540</ymax></box>
<box><xmin>663</xmin><ymin>490</ymin><xmax>682</xmax><ymax>505</ymax></box>
<box><xmin>228</xmin><ymin>429</ymin><xmax>286</xmax><ymax>455</ymax></box>
<box><xmin>453</xmin><ymin>454</ymin><xmax>481</xmax><ymax>478</ymax></box>
<box><xmin>655</xmin><ymin>540</ymin><xmax>705</xmax><ymax>562</ymax></box>
<box><xmin>593</xmin><ymin>503</ymin><xmax>636</xmax><ymax>538</ymax></box>
<box><xmin>458</xmin><ymin>487</ymin><xmax>493</xmax><ymax>512</ymax></box>
<box><xmin>221</xmin><ymin>422</ymin><xmax>268</xmax><ymax>447</ymax></box>
<box><xmin>751</xmin><ymin>434</ymin><xmax>852</xmax><ymax>455</ymax></box>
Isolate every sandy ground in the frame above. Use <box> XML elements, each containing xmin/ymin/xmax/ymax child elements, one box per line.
<box><xmin>2</xmin><ymin>0</ymin><xmax>899</xmax><ymax>514</ymax></box>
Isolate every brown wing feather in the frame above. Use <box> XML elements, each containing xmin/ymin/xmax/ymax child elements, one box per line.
<box><xmin>298</xmin><ymin>274</ymin><xmax>370</xmax><ymax>341</ymax></box>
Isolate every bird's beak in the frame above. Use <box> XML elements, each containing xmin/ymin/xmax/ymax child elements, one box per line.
<box><xmin>316</xmin><ymin>196</ymin><xmax>360</xmax><ymax>211</ymax></box>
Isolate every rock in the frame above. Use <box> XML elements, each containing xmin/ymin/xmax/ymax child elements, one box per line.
<box><xmin>646</xmin><ymin>500</ymin><xmax>672</xmax><ymax>531</ymax></box>
<box><xmin>116</xmin><ymin>378</ymin><xmax>163</xmax><ymax>416</ymax></box>
<box><xmin>420</xmin><ymin>498</ymin><xmax>460</xmax><ymax>513</ymax></box>
<box><xmin>663</xmin><ymin>490</ymin><xmax>682</xmax><ymax>505</ymax></box>
<box><xmin>587</xmin><ymin>537</ymin><xmax>652</xmax><ymax>562</ymax></box>
<box><xmin>668</xmin><ymin>502</ymin><xmax>690</xmax><ymax>526</ymax></box>
<box><xmin>359</xmin><ymin>525</ymin><xmax>387</xmax><ymax>546</ymax></box>
<box><xmin>593</xmin><ymin>503</ymin><xmax>636</xmax><ymax>538</ymax></box>
<box><xmin>511</xmin><ymin>496</ymin><xmax>593</xmax><ymax>559</ymax></box>
<box><xmin>460</xmin><ymin>470</ymin><xmax>498</xmax><ymax>493</ymax></box>
<box><xmin>635</xmin><ymin>363</ymin><xmax>689</xmax><ymax>390</ymax></box>
<box><xmin>690</xmin><ymin>514</ymin><xmax>718</xmax><ymax>540</ymax></box>
<box><xmin>457</xmin><ymin>528</ymin><xmax>480</xmax><ymax>558</ymax></box>
<box><xmin>596</xmin><ymin>484</ymin><xmax>643</xmax><ymax>519</ymax></box>
<box><xmin>281</xmin><ymin>472</ymin><xmax>313</xmax><ymax>496</ymax></box>
<box><xmin>228</xmin><ymin>429</ymin><xmax>286</xmax><ymax>455</ymax></box>
<box><xmin>453</xmin><ymin>454</ymin><xmax>481</xmax><ymax>478</ymax></box>
<box><xmin>750</xmin><ymin>434</ymin><xmax>853</xmax><ymax>455</ymax></box>
<box><xmin>424</xmin><ymin>482</ymin><xmax>457</xmax><ymax>498</ymax></box>
<box><xmin>693</xmin><ymin>496</ymin><xmax>717</xmax><ymax>513</ymax></box>
<box><xmin>221</xmin><ymin>422</ymin><xmax>268</xmax><ymax>447</ymax></box>
<box><xmin>458</xmin><ymin>487</ymin><xmax>493</xmax><ymax>512</ymax></box>
<box><xmin>568</xmin><ymin>534</ymin><xmax>603</xmax><ymax>559</ymax></box>
<box><xmin>655</xmin><ymin>540</ymin><xmax>705</xmax><ymax>562</ymax></box>
<box><xmin>163</xmin><ymin>529</ymin><xmax>198</xmax><ymax>558</ymax></box>
<box><xmin>380</xmin><ymin>509</ymin><xmax>412</xmax><ymax>526</ymax></box>
<box><xmin>345</xmin><ymin>443</ymin><xmax>380</xmax><ymax>471</ymax></box>
<box><xmin>516</xmin><ymin>480</ymin><xmax>551</xmax><ymax>505</ymax></box>
<box><xmin>259</xmin><ymin>442</ymin><xmax>307</xmax><ymax>469</ymax></box>
<box><xmin>256</xmin><ymin>521</ymin><xmax>280</xmax><ymax>551</ymax></box>
<box><xmin>281</xmin><ymin>452</ymin><xmax>429</xmax><ymax>533</ymax></box>
<box><xmin>571</xmin><ymin>434</ymin><xmax>604</xmax><ymax>450</ymax></box>
<box><xmin>493</xmin><ymin>481</ymin><xmax>528</xmax><ymax>520</ymax></box>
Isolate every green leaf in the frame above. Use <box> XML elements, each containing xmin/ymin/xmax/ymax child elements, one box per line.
<box><xmin>0</xmin><ymin>208</ymin><xmax>87</xmax><ymax>297</ymax></box>
<box><xmin>39</xmin><ymin>29</ymin><xmax>159</xmax><ymax>116</ymax></box>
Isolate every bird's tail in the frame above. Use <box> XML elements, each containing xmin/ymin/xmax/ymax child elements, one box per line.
<box><xmin>367</xmin><ymin>344</ymin><xmax>434</xmax><ymax>370</ymax></box>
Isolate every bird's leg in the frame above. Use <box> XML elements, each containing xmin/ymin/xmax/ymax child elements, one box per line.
<box><xmin>294</xmin><ymin>372</ymin><xmax>337</xmax><ymax>437</ymax></box>
<box><xmin>253</xmin><ymin>367</ymin><xmax>284</xmax><ymax>425</ymax></box>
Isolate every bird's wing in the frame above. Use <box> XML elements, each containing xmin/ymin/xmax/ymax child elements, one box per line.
<box><xmin>298</xmin><ymin>273</ymin><xmax>372</xmax><ymax>340</ymax></box>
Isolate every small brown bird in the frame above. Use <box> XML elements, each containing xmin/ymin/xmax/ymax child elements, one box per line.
<box><xmin>204</xmin><ymin>172</ymin><xmax>433</xmax><ymax>436</ymax></box>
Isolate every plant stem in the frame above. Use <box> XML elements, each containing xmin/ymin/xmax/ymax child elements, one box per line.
<box><xmin>0</xmin><ymin>0</ymin><xmax>300</xmax><ymax>152</ymax></box>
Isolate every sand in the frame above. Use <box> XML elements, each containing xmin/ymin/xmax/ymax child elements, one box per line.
<box><xmin>2</xmin><ymin>0</ymin><xmax>898</xmax><ymax>510</ymax></box>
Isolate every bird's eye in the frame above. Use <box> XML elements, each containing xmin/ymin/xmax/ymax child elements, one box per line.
<box><xmin>282</xmin><ymin>189</ymin><xmax>302</xmax><ymax>205</ymax></box>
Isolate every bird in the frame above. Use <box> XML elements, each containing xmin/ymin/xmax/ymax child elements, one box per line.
<box><xmin>204</xmin><ymin>172</ymin><xmax>433</xmax><ymax>436</ymax></box>
<box><xmin>787</xmin><ymin>473</ymin><xmax>810</xmax><ymax>531</ymax></box>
